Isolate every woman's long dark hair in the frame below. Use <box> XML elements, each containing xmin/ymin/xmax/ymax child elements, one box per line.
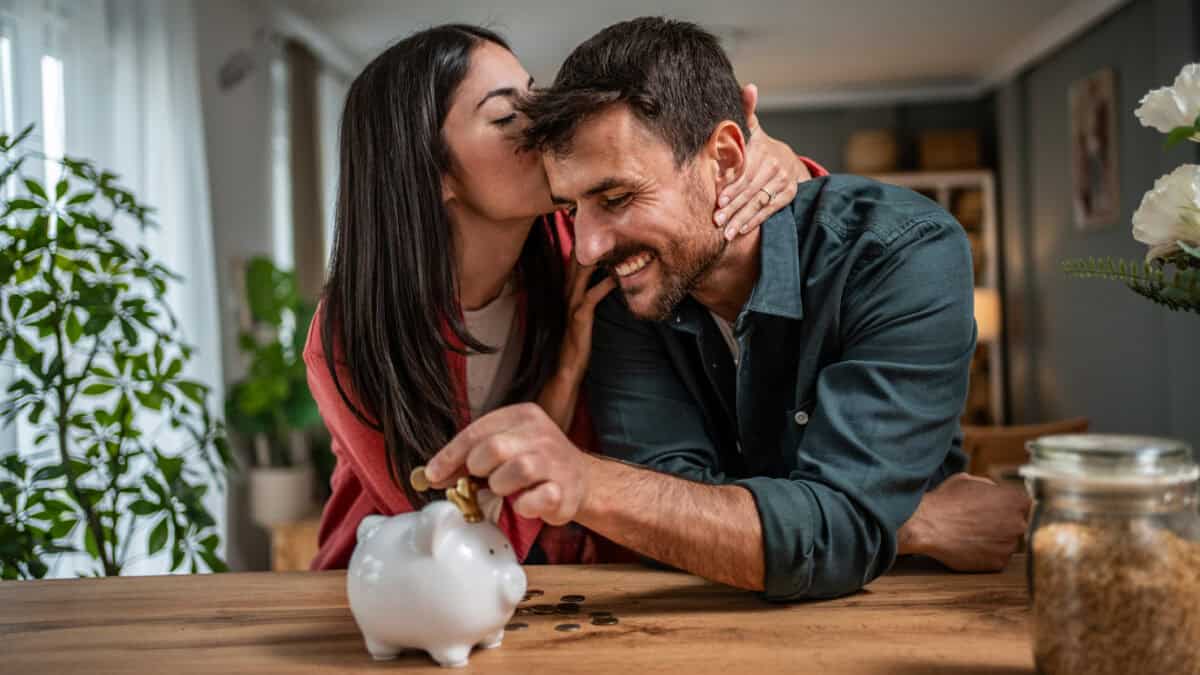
<box><xmin>322</xmin><ymin>25</ymin><xmax>566</xmax><ymax>507</ymax></box>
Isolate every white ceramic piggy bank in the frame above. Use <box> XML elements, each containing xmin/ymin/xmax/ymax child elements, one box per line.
<box><xmin>346</xmin><ymin>500</ymin><xmax>527</xmax><ymax>667</ymax></box>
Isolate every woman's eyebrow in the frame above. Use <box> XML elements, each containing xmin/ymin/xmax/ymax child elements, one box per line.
<box><xmin>477</xmin><ymin>76</ymin><xmax>536</xmax><ymax>109</ymax></box>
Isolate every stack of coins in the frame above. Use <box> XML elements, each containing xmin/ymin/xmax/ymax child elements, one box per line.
<box><xmin>410</xmin><ymin>466</ymin><xmax>483</xmax><ymax>523</ymax></box>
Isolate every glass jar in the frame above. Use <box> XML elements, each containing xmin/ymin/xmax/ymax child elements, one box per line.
<box><xmin>1020</xmin><ymin>434</ymin><xmax>1200</xmax><ymax>675</ymax></box>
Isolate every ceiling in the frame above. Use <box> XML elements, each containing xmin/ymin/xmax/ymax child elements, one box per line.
<box><xmin>276</xmin><ymin>0</ymin><xmax>1127</xmax><ymax>109</ymax></box>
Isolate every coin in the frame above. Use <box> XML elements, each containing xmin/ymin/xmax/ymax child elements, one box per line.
<box><xmin>589</xmin><ymin>611</ymin><xmax>613</xmax><ymax>618</ymax></box>
<box><xmin>532</xmin><ymin>604</ymin><xmax>556</xmax><ymax>615</ymax></box>
<box><xmin>555</xmin><ymin>602</ymin><xmax>581</xmax><ymax>614</ymax></box>
<box><xmin>524</xmin><ymin>589</ymin><xmax>544</xmax><ymax>599</ymax></box>
<box><xmin>505</xmin><ymin>621</ymin><xmax>528</xmax><ymax>631</ymax></box>
<box><xmin>410</xmin><ymin>466</ymin><xmax>431</xmax><ymax>492</ymax></box>
<box><xmin>515</xmin><ymin>607</ymin><xmax>533</xmax><ymax>616</ymax></box>
<box><xmin>561</xmin><ymin>594</ymin><xmax>586</xmax><ymax>602</ymax></box>
<box><xmin>555</xmin><ymin>623</ymin><xmax>582</xmax><ymax>632</ymax></box>
<box><xmin>591</xmin><ymin>616</ymin><xmax>619</xmax><ymax>626</ymax></box>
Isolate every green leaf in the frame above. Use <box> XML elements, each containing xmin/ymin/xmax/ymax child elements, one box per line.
<box><xmin>7</xmin><ymin>295</ymin><xmax>26</xmax><ymax>319</ymax></box>
<box><xmin>1165</xmin><ymin>125</ymin><xmax>1197</xmax><ymax>148</ymax></box>
<box><xmin>49</xmin><ymin>518</ymin><xmax>77</xmax><ymax>538</ymax></box>
<box><xmin>198</xmin><ymin>549</ymin><xmax>228</xmax><ymax>573</ymax></box>
<box><xmin>23</xmin><ymin>179</ymin><xmax>46</xmax><ymax>200</ymax></box>
<box><xmin>32</xmin><ymin>464</ymin><xmax>65</xmax><ymax>482</ymax></box>
<box><xmin>55</xmin><ymin>179</ymin><xmax>68</xmax><ymax>201</ymax></box>
<box><xmin>199</xmin><ymin>534</ymin><xmax>220</xmax><ymax>551</ymax></box>
<box><xmin>84</xmin><ymin>527</ymin><xmax>100</xmax><ymax>559</ymax></box>
<box><xmin>65</xmin><ymin>310</ymin><xmax>84</xmax><ymax>343</ymax></box>
<box><xmin>120</xmin><ymin>319</ymin><xmax>137</xmax><ymax>345</ymax></box>
<box><xmin>66</xmin><ymin>191</ymin><xmax>94</xmax><ymax>205</ymax></box>
<box><xmin>148</xmin><ymin>518</ymin><xmax>168</xmax><ymax>555</ymax></box>
<box><xmin>129</xmin><ymin>499</ymin><xmax>159</xmax><ymax>515</ymax></box>
<box><xmin>82</xmin><ymin>383</ymin><xmax>115</xmax><ymax>396</ymax></box>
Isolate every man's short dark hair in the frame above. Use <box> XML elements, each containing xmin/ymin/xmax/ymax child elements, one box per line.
<box><xmin>520</xmin><ymin>17</ymin><xmax>748</xmax><ymax>165</ymax></box>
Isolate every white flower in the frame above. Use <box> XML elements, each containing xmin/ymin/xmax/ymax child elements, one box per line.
<box><xmin>1135</xmin><ymin>63</ymin><xmax>1200</xmax><ymax>134</ymax></box>
<box><xmin>1132</xmin><ymin>164</ymin><xmax>1200</xmax><ymax>261</ymax></box>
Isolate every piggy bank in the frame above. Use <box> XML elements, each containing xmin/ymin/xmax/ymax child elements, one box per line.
<box><xmin>346</xmin><ymin>500</ymin><xmax>527</xmax><ymax>667</ymax></box>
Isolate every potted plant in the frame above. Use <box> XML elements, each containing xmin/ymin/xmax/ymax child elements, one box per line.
<box><xmin>1064</xmin><ymin>63</ymin><xmax>1200</xmax><ymax>312</ymax></box>
<box><xmin>0</xmin><ymin>125</ymin><xmax>231</xmax><ymax>578</ymax></box>
<box><xmin>226</xmin><ymin>256</ymin><xmax>329</xmax><ymax>527</ymax></box>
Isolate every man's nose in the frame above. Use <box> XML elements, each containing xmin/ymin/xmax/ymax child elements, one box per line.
<box><xmin>572</xmin><ymin>213</ymin><xmax>614</xmax><ymax>267</ymax></box>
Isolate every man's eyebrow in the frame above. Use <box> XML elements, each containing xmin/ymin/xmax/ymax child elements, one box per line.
<box><xmin>550</xmin><ymin>177</ymin><xmax>631</xmax><ymax>206</ymax></box>
<box><xmin>476</xmin><ymin>76</ymin><xmax>536</xmax><ymax>109</ymax></box>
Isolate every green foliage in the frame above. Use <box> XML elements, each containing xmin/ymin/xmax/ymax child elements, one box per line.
<box><xmin>224</xmin><ymin>257</ymin><xmax>323</xmax><ymax>468</ymax></box>
<box><xmin>1062</xmin><ymin>257</ymin><xmax>1200</xmax><ymax>314</ymax></box>
<box><xmin>1164</xmin><ymin>113</ymin><xmax>1200</xmax><ymax>149</ymax></box>
<box><xmin>0</xmin><ymin>124</ymin><xmax>231</xmax><ymax>578</ymax></box>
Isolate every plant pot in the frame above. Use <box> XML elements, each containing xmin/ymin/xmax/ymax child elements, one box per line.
<box><xmin>249</xmin><ymin>465</ymin><xmax>316</xmax><ymax>528</ymax></box>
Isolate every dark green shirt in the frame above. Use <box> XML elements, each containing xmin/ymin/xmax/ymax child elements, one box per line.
<box><xmin>586</xmin><ymin>175</ymin><xmax>974</xmax><ymax>602</ymax></box>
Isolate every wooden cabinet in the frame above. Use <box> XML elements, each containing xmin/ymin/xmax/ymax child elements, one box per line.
<box><xmin>871</xmin><ymin>170</ymin><xmax>1005</xmax><ymax>425</ymax></box>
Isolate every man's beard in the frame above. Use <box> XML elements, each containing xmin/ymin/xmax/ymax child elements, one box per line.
<box><xmin>600</xmin><ymin>179</ymin><xmax>727</xmax><ymax>322</ymax></box>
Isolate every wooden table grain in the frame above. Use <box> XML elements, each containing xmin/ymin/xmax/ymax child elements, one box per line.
<box><xmin>0</xmin><ymin>558</ymin><xmax>1033</xmax><ymax>674</ymax></box>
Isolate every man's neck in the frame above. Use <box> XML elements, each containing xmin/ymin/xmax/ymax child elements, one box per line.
<box><xmin>448</xmin><ymin>202</ymin><xmax>537</xmax><ymax>311</ymax></box>
<box><xmin>691</xmin><ymin>226</ymin><xmax>762</xmax><ymax>323</ymax></box>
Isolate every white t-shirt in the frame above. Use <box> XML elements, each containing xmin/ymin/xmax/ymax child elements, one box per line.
<box><xmin>463</xmin><ymin>282</ymin><xmax>520</xmax><ymax>421</ymax></box>
<box><xmin>463</xmin><ymin>282</ymin><xmax>521</xmax><ymax>524</ymax></box>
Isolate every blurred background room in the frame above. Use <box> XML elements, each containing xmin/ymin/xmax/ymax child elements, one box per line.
<box><xmin>0</xmin><ymin>0</ymin><xmax>1197</xmax><ymax>577</ymax></box>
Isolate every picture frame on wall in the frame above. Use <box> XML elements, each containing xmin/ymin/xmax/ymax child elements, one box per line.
<box><xmin>1069</xmin><ymin>67</ymin><xmax>1120</xmax><ymax>231</ymax></box>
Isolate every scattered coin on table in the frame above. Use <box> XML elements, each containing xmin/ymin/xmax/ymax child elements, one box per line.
<box><xmin>592</xmin><ymin>616</ymin><xmax>620</xmax><ymax>626</ymax></box>
<box><xmin>505</xmin><ymin>622</ymin><xmax>528</xmax><ymax>631</ymax></box>
<box><xmin>532</xmin><ymin>604</ymin><xmax>556</xmax><ymax>615</ymax></box>
<box><xmin>589</xmin><ymin>611</ymin><xmax>613</xmax><ymax>618</ymax></box>
<box><xmin>524</xmin><ymin>589</ymin><xmax>544</xmax><ymax>599</ymax></box>
<box><xmin>555</xmin><ymin>623</ymin><xmax>582</xmax><ymax>632</ymax></box>
<box><xmin>561</xmin><ymin>594</ymin><xmax>586</xmax><ymax>603</ymax></box>
<box><xmin>555</xmin><ymin>602</ymin><xmax>581</xmax><ymax>614</ymax></box>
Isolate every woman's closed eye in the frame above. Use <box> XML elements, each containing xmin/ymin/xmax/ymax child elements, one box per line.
<box><xmin>492</xmin><ymin>113</ymin><xmax>517</xmax><ymax>127</ymax></box>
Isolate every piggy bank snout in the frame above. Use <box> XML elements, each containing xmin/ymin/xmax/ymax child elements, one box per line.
<box><xmin>498</xmin><ymin>562</ymin><xmax>527</xmax><ymax>606</ymax></box>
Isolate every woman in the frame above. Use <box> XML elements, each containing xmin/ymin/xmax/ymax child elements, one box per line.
<box><xmin>305</xmin><ymin>24</ymin><xmax>826</xmax><ymax>569</ymax></box>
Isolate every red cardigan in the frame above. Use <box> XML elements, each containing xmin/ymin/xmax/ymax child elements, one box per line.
<box><xmin>305</xmin><ymin>211</ymin><xmax>602</xmax><ymax>569</ymax></box>
<box><xmin>307</xmin><ymin>158</ymin><xmax>829</xmax><ymax>570</ymax></box>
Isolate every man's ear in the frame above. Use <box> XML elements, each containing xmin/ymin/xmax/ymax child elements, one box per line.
<box><xmin>707</xmin><ymin>120</ymin><xmax>747</xmax><ymax>191</ymax></box>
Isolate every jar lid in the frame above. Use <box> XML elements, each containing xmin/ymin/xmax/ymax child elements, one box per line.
<box><xmin>1020</xmin><ymin>434</ymin><xmax>1199</xmax><ymax>486</ymax></box>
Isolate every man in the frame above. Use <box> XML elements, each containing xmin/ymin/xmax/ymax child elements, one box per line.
<box><xmin>426</xmin><ymin>17</ymin><xmax>1028</xmax><ymax>601</ymax></box>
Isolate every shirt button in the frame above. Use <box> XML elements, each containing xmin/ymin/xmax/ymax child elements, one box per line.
<box><xmin>793</xmin><ymin>411</ymin><xmax>809</xmax><ymax>426</ymax></box>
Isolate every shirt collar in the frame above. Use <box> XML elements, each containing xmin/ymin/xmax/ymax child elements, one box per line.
<box><xmin>741</xmin><ymin>201</ymin><xmax>804</xmax><ymax>322</ymax></box>
<box><xmin>665</xmin><ymin>201</ymin><xmax>805</xmax><ymax>335</ymax></box>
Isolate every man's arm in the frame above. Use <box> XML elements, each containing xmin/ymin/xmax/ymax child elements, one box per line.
<box><xmin>577</xmin><ymin>455</ymin><xmax>764</xmax><ymax>590</ymax></box>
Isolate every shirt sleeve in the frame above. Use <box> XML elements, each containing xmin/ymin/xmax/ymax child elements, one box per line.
<box><xmin>735</xmin><ymin>215</ymin><xmax>974</xmax><ymax>601</ymax></box>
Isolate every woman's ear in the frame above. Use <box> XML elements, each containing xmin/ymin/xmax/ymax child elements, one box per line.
<box><xmin>709</xmin><ymin>120</ymin><xmax>747</xmax><ymax>191</ymax></box>
<box><xmin>441</xmin><ymin>172</ymin><xmax>459</xmax><ymax>204</ymax></box>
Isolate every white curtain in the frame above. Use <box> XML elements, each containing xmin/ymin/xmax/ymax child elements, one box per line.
<box><xmin>0</xmin><ymin>0</ymin><xmax>224</xmax><ymax>576</ymax></box>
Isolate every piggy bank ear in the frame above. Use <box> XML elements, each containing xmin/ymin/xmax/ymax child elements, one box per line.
<box><xmin>356</xmin><ymin>514</ymin><xmax>386</xmax><ymax>543</ymax></box>
<box><xmin>418</xmin><ymin>501</ymin><xmax>464</xmax><ymax>558</ymax></box>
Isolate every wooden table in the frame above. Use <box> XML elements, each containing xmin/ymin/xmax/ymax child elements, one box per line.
<box><xmin>0</xmin><ymin>558</ymin><xmax>1033</xmax><ymax>674</ymax></box>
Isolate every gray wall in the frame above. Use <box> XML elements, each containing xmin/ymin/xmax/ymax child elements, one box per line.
<box><xmin>194</xmin><ymin>0</ymin><xmax>276</xmax><ymax>572</ymax></box>
<box><xmin>757</xmin><ymin>98</ymin><xmax>996</xmax><ymax>174</ymax></box>
<box><xmin>996</xmin><ymin>0</ymin><xmax>1200</xmax><ymax>447</ymax></box>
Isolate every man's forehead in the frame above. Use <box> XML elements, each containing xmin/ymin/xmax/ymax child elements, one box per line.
<box><xmin>545</xmin><ymin>105</ymin><xmax>669</xmax><ymax>198</ymax></box>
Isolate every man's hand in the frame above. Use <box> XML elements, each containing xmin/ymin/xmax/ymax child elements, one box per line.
<box><xmin>898</xmin><ymin>473</ymin><xmax>1032</xmax><ymax>572</ymax></box>
<box><xmin>424</xmin><ymin>403</ymin><xmax>592</xmax><ymax>525</ymax></box>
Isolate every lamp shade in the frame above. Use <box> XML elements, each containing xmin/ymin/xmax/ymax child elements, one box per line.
<box><xmin>974</xmin><ymin>287</ymin><xmax>1001</xmax><ymax>343</ymax></box>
